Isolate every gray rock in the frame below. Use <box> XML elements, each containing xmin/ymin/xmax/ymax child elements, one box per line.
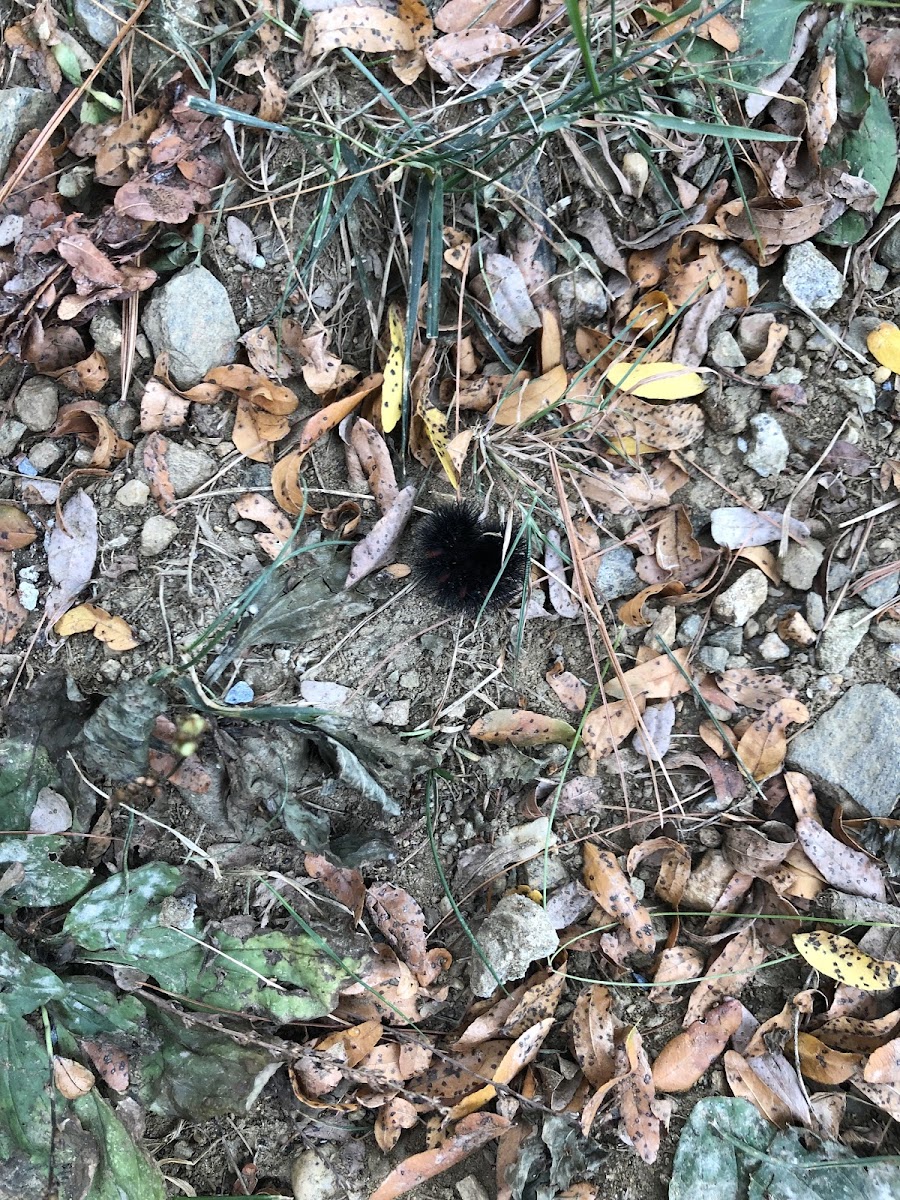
<box><xmin>787</xmin><ymin>683</ymin><xmax>900</xmax><ymax>816</ymax></box>
<box><xmin>14</xmin><ymin>377</ymin><xmax>58</xmax><ymax>432</ymax></box>
<box><xmin>142</xmin><ymin>266</ymin><xmax>238</xmax><ymax>387</ymax></box>
<box><xmin>116</xmin><ymin>480</ymin><xmax>150</xmax><ymax>507</ymax></box>
<box><xmin>0</xmin><ymin>419</ymin><xmax>26</xmax><ymax>456</ymax></box>
<box><xmin>759</xmin><ymin>633</ymin><xmax>790</xmax><ymax>662</ymax></box>
<box><xmin>869</xmin><ymin>262</ymin><xmax>889</xmax><ymax>292</ymax></box>
<box><xmin>886</xmin><ymin>643</ymin><xmax>900</xmax><ymax>669</ymax></box>
<box><xmin>595</xmin><ymin>546</ymin><xmax>640</xmax><ymax>601</ymax></box>
<box><xmin>712</xmin><ymin>568</ymin><xmax>769</xmax><ymax>626</ymax></box>
<box><xmin>780</xmin><ymin>538</ymin><xmax>825</xmax><ymax>591</ymax></box>
<box><xmin>783</xmin><ymin>243</ymin><xmax>844</xmax><ymax>313</ymax></box>
<box><xmin>677</xmin><ymin>613</ymin><xmax>702</xmax><ymax>646</ymax></box>
<box><xmin>141</xmin><ymin>515</ymin><xmax>178</xmax><ymax>556</ymax></box>
<box><xmin>745</xmin><ymin>412</ymin><xmax>789</xmax><ymax>478</ymax></box>
<box><xmin>835</xmin><ymin>375</ymin><xmax>876</xmax><ymax>414</ymax></box>
<box><xmin>697</xmin><ymin>645</ymin><xmax>729</xmax><ymax>673</ymax></box>
<box><xmin>877</xmin><ymin>222</ymin><xmax>900</xmax><ymax>274</ymax></box>
<box><xmin>27</xmin><ymin>440</ymin><xmax>62</xmax><ymax>472</ymax></box>
<box><xmin>0</xmin><ymin>88</ymin><xmax>56</xmax><ymax>178</ymax></box>
<box><xmin>469</xmin><ymin>894</ymin><xmax>559</xmax><ymax>998</ymax></box>
<box><xmin>806</xmin><ymin>591</ymin><xmax>825</xmax><ymax>631</ymax></box>
<box><xmin>89</xmin><ymin>307</ymin><xmax>123</xmax><ymax>357</ymax></box>
<box><xmin>73</xmin><ymin>0</ymin><xmax>125</xmax><ymax>44</ymax></box>
<box><xmin>704</xmin><ymin>384</ymin><xmax>756</xmax><ymax>434</ymax></box>
<box><xmin>870</xmin><ymin>619</ymin><xmax>900</xmax><ymax>644</ymax></box>
<box><xmin>107</xmin><ymin>400</ymin><xmax>138</xmax><ymax>440</ymax></box>
<box><xmin>165</xmin><ymin>442</ymin><xmax>216</xmax><ymax>497</ymax></box>
<box><xmin>720</xmin><ymin>245</ymin><xmax>759</xmax><ymax>296</ymax></box>
<box><xmin>710</xmin><ymin>331</ymin><xmax>747</xmax><ymax>369</ymax></box>
<box><xmin>859</xmin><ymin>568</ymin><xmax>900</xmax><ymax>609</ymax></box>
<box><xmin>707</xmin><ymin>627</ymin><xmax>743</xmax><ymax>654</ymax></box>
<box><xmin>817</xmin><ymin>607</ymin><xmax>871</xmax><ymax>673</ymax></box>
<box><xmin>554</xmin><ymin>266</ymin><xmax>607</xmax><ymax>325</ymax></box>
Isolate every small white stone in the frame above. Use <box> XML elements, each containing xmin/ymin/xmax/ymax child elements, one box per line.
<box><xmin>116</xmin><ymin>479</ymin><xmax>150</xmax><ymax>508</ymax></box>
<box><xmin>140</xmin><ymin>515</ymin><xmax>178</xmax><ymax>556</ymax></box>
<box><xmin>759</xmin><ymin>633</ymin><xmax>790</xmax><ymax>662</ymax></box>
<box><xmin>712</xmin><ymin>569</ymin><xmax>769</xmax><ymax>627</ymax></box>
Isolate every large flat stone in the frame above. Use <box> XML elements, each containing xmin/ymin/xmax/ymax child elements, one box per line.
<box><xmin>786</xmin><ymin>684</ymin><xmax>900</xmax><ymax>817</ymax></box>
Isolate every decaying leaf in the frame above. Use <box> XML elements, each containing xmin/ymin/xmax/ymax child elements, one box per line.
<box><xmin>0</xmin><ymin>503</ymin><xmax>37</xmax><ymax>551</ymax></box>
<box><xmin>793</xmin><ymin>932</ymin><xmax>900</xmax><ymax>992</ymax></box>
<box><xmin>582</xmin><ymin>843</ymin><xmax>655</xmax><ymax>954</ymax></box>
<box><xmin>735</xmin><ymin>697</ymin><xmax>809</xmax><ymax>781</ymax></box>
<box><xmin>581</xmin><ymin>697</ymin><xmax>644</xmax><ymax>761</ymax></box>
<box><xmin>370</xmin><ymin>1113</ymin><xmax>510</xmax><ymax>1200</ymax></box>
<box><xmin>469</xmin><ymin>709</ymin><xmax>577</xmax><ymax>747</ymax></box>
<box><xmin>652</xmin><ymin>999</ymin><xmax>743</xmax><ymax>1093</ymax></box>
<box><xmin>344</xmin><ymin>485</ymin><xmax>415</xmax><ymax>589</ymax></box>
<box><xmin>684</xmin><ymin>927</ymin><xmax>767</xmax><ymax>1024</ymax></box>
<box><xmin>0</xmin><ymin>552</ymin><xmax>27</xmax><ymax>645</ymax></box>
<box><xmin>54</xmin><ymin>602</ymin><xmax>138</xmax><ymax>651</ymax></box>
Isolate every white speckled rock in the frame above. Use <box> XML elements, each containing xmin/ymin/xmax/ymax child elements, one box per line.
<box><xmin>711</xmin><ymin>569</ymin><xmax>769</xmax><ymax>627</ymax></box>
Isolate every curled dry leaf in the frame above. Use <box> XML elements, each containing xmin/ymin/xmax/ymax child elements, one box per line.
<box><xmin>51</xmin><ymin>400</ymin><xmax>133</xmax><ymax>466</ymax></box>
<box><xmin>649</xmin><ymin>946</ymin><xmax>705</xmax><ymax>1004</ymax></box>
<box><xmin>140</xmin><ymin>379</ymin><xmax>190</xmax><ymax>431</ymax></box>
<box><xmin>493</xmin><ymin>364</ymin><xmax>568</xmax><ymax>426</ymax></box>
<box><xmin>46</xmin><ymin>351</ymin><xmax>110</xmax><ymax>396</ymax></box>
<box><xmin>207</xmin><ymin>364</ymin><xmax>298</xmax><ymax>463</ymax></box>
<box><xmin>864</xmin><ymin>1036</ymin><xmax>900</xmax><ymax>1085</ymax></box>
<box><xmin>652</xmin><ymin>999</ymin><xmax>743</xmax><ymax>1092</ymax></box>
<box><xmin>723</xmin><ymin>1051</ymin><xmax>793</xmax><ymax>1127</ymax></box>
<box><xmin>351</xmin><ymin>418</ymin><xmax>398</xmax><ymax>514</ymax></box>
<box><xmin>544</xmin><ymin>529</ymin><xmax>579</xmax><ymax>618</ymax></box>
<box><xmin>499</xmin><ymin>965</ymin><xmax>566</xmax><ymax>1039</ymax></box>
<box><xmin>344</xmin><ymin>484</ymin><xmax>415</xmax><ymax>589</ymax></box>
<box><xmin>53</xmin><ymin>1056</ymin><xmax>95</xmax><ymax>1100</ymax></box>
<box><xmin>627</xmin><ymin>837</ymin><xmax>690</xmax><ymax>906</ymax></box>
<box><xmin>743</xmin><ymin>321</ymin><xmax>789</xmax><ymax>378</ymax></box>
<box><xmin>796</xmin><ymin>1032</ymin><xmax>862</xmax><ymax>1085</ymax></box>
<box><xmin>582</xmin><ymin>697</ymin><xmax>644</xmax><ymax>761</ymax></box>
<box><xmin>571</xmin><ymin>984</ymin><xmax>617</xmax><ymax>1089</ymax></box>
<box><xmin>469</xmin><ymin>709</ymin><xmax>577</xmax><ymax>747</ymax></box>
<box><xmin>604</xmin><ymin>646</ymin><xmax>692</xmax><ymax>701</ymax></box>
<box><xmin>44</xmin><ymin>490</ymin><xmax>98</xmax><ymax>624</ymax></box>
<box><xmin>435</xmin><ymin>0</ymin><xmax>536</xmax><ymax>32</ymax></box>
<box><xmin>795</xmin><ymin>816</ymin><xmax>886</xmax><ymax>902</ymax></box>
<box><xmin>233</xmin><ymin>492</ymin><xmax>294</xmax><ymax>560</ymax></box>
<box><xmin>54</xmin><ymin>602</ymin><xmax>138</xmax><ymax>651</ymax></box>
<box><xmin>0</xmin><ymin>503</ymin><xmax>37</xmax><ymax>551</ymax></box>
<box><xmin>446</xmin><ymin>1017</ymin><xmax>553</xmax><ymax>1120</ymax></box>
<box><xmin>370</xmin><ymin>1112</ymin><xmax>510</xmax><ymax>1200</ymax></box>
<box><xmin>545</xmin><ymin>661</ymin><xmax>587</xmax><ymax>712</ymax></box>
<box><xmin>375</xmin><ymin>1095</ymin><xmax>419</xmax><ymax>1152</ymax></box>
<box><xmin>426</xmin><ymin>28</ymin><xmax>520</xmax><ymax>82</ymax></box>
<box><xmin>305</xmin><ymin>853</ymin><xmax>365</xmax><ymax>923</ymax></box>
<box><xmin>583</xmin><ymin>843</ymin><xmax>655</xmax><ymax>954</ymax></box>
<box><xmin>600</xmin><ymin>395</ymin><xmax>705</xmax><ymax>454</ymax></box>
<box><xmin>618</xmin><ymin>1027</ymin><xmax>660</xmax><ymax>1165</ymax></box>
<box><xmin>366</xmin><ymin>883</ymin><xmax>429</xmax><ymax>980</ymax></box>
<box><xmin>735</xmin><ymin>697</ymin><xmax>809</xmax><ymax>781</ymax></box>
<box><xmin>0</xmin><ymin>552</ymin><xmax>27</xmax><ymax>646</ymax></box>
<box><xmin>306</xmin><ymin>6</ymin><xmax>416</xmax><ymax>55</ymax></box>
<box><xmin>716</xmin><ymin>668</ymin><xmax>795</xmax><ymax>711</ymax></box>
<box><xmin>683</xmin><ymin>927</ymin><xmax>766</xmax><ymax>1025</ymax></box>
<box><xmin>143</xmin><ymin>432</ymin><xmax>176</xmax><ymax>513</ymax></box>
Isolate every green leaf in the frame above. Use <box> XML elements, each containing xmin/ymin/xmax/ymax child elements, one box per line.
<box><xmin>138</xmin><ymin>1008</ymin><xmax>280</xmax><ymax>1119</ymax></box>
<box><xmin>823</xmin><ymin>15</ymin><xmax>871</xmax><ymax>123</ymax></box>
<box><xmin>51</xmin><ymin>41</ymin><xmax>83</xmax><ymax>87</ymax></box>
<box><xmin>0</xmin><ymin>931</ymin><xmax>66</xmax><ymax>1018</ymax></box>
<box><xmin>72</xmin><ymin>1089</ymin><xmax>167</xmax><ymax>1200</ymax></box>
<box><xmin>0</xmin><ymin>738</ymin><xmax>92</xmax><ymax>911</ymax></box>
<box><xmin>185</xmin><ymin>930</ymin><xmax>356</xmax><ymax>1022</ymax></box>
<box><xmin>0</xmin><ymin>1016</ymin><xmax>53</xmax><ymax>1166</ymax></box>
<box><xmin>819</xmin><ymin>88</ymin><xmax>898</xmax><ymax>246</ymax></box>
<box><xmin>633</xmin><ymin>111</ymin><xmax>796</xmax><ymax>142</ymax></box>
<box><xmin>50</xmin><ymin>977</ymin><xmax>147</xmax><ymax>1042</ymax></box>
<box><xmin>732</xmin><ymin>0</ymin><xmax>811</xmax><ymax>86</ymax></box>
<box><xmin>64</xmin><ymin>864</ymin><xmax>362</xmax><ymax>1021</ymax></box>
<box><xmin>670</xmin><ymin>1097</ymin><xmax>773</xmax><ymax>1200</ymax></box>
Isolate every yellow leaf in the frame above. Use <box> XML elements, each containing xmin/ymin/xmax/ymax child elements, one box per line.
<box><xmin>606</xmin><ymin>361</ymin><xmax>706</xmax><ymax>400</ymax></box>
<box><xmin>421</xmin><ymin>406</ymin><xmax>458</xmax><ymax>489</ymax></box>
<box><xmin>54</xmin><ymin>604</ymin><xmax>101</xmax><ymax>636</ymax></box>
<box><xmin>92</xmin><ymin>612</ymin><xmax>139</xmax><ymax>652</ymax></box>
<box><xmin>381</xmin><ymin>305</ymin><xmax>405</xmax><ymax>433</ymax></box>
<box><xmin>793</xmin><ymin>932</ymin><xmax>900</xmax><ymax>992</ymax></box>
<box><xmin>867</xmin><ymin>321</ymin><xmax>900</xmax><ymax>373</ymax></box>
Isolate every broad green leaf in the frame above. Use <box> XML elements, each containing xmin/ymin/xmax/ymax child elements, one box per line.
<box><xmin>0</xmin><ymin>931</ymin><xmax>66</xmax><ymax>1018</ymax></box>
<box><xmin>72</xmin><ymin>1089</ymin><xmax>167</xmax><ymax>1200</ymax></box>
<box><xmin>50</xmin><ymin>977</ymin><xmax>147</xmax><ymax>1042</ymax></box>
<box><xmin>139</xmin><ymin>1008</ymin><xmax>280</xmax><ymax>1119</ymax></box>
<box><xmin>670</xmin><ymin>1097</ymin><xmax>777</xmax><ymax>1200</ymax></box>
<box><xmin>731</xmin><ymin>0</ymin><xmax>811</xmax><ymax>86</ymax></box>
<box><xmin>818</xmin><ymin>88</ymin><xmax>897</xmax><ymax>247</ymax></box>
<box><xmin>51</xmin><ymin>41</ymin><xmax>83</xmax><ymax>86</ymax></box>
<box><xmin>0</xmin><ymin>1016</ymin><xmax>53</xmax><ymax>1166</ymax></box>
<box><xmin>0</xmin><ymin>738</ymin><xmax>92</xmax><ymax>911</ymax></box>
<box><xmin>63</xmin><ymin>863</ymin><xmax>190</xmax><ymax>960</ymax></box>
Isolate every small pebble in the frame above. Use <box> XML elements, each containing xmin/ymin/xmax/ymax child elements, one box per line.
<box><xmin>712</xmin><ymin>569</ymin><xmax>769</xmax><ymax>627</ymax></box>
<box><xmin>758</xmin><ymin>633</ymin><xmax>790</xmax><ymax>662</ymax></box>
<box><xmin>224</xmin><ymin>681</ymin><xmax>254</xmax><ymax>704</ymax></box>
<box><xmin>140</xmin><ymin>515</ymin><xmax>178</xmax><ymax>556</ymax></box>
<box><xmin>116</xmin><ymin>480</ymin><xmax>150</xmax><ymax>508</ymax></box>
